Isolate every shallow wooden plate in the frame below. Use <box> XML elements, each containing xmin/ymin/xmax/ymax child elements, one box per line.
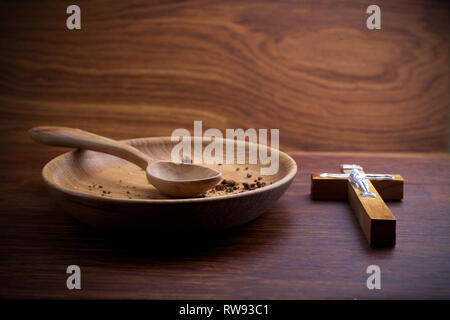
<box><xmin>42</xmin><ymin>137</ymin><xmax>297</xmax><ymax>231</ymax></box>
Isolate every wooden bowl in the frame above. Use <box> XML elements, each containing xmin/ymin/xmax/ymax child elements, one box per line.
<box><xmin>41</xmin><ymin>137</ymin><xmax>297</xmax><ymax>232</ymax></box>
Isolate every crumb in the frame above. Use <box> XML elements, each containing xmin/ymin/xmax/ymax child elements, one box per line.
<box><xmin>222</xmin><ymin>179</ymin><xmax>236</xmax><ymax>186</ymax></box>
<box><xmin>214</xmin><ymin>179</ymin><xmax>239</xmax><ymax>194</ymax></box>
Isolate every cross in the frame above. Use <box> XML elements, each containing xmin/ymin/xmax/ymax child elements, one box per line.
<box><xmin>311</xmin><ymin>164</ymin><xmax>404</xmax><ymax>247</ymax></box>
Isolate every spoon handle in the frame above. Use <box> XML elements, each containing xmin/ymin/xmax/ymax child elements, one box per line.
<box><xmin>28</xmin><ymin>126</ymin><xmax>150</xmax><ymax>169</ymax></box>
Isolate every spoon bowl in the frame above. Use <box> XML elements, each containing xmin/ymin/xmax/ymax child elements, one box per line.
<box><xmin>146</xmin><ymin>161</ymin><xmax>222</xmax><ymax>197</ymax></box>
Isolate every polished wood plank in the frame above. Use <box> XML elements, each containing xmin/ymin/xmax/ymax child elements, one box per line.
<box><xmin>346</xmin><ymin>177</ymin><xmax>396</xmax><ymax>247</ymax></box>
<box><xmin>0</xmin><ymin>0</ymin><xmax>448</xmax><ymax>152</ymax></box>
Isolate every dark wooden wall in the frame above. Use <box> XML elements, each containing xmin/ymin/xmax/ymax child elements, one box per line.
<box><xmin>0</xmin><ymin>0</ymin><xmax>448</xmax><ymax>152</ymax></box>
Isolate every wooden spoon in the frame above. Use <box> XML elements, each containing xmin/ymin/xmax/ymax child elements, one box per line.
<box><xmin>28</xmin><ymin>126</ymin><xmax>222</xmax><ymax>198</ymax></box>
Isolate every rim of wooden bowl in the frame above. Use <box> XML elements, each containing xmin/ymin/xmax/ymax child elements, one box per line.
<box><xmin>42</xmin><ymin>136</ymin><xmax>298</xmax><ymax>204</ymax></box>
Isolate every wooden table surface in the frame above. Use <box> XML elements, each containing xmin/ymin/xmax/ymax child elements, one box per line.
<box><xmin>0</xmin><ymin>151</ymin><xmax>449</xmax><ymax>299</ymax></box>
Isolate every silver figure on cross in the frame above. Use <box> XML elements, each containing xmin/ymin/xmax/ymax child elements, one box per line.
<box><xmin>319</xmin><ymin>164</ymin><xmax>394</xmax><ymax>198</ymax></box>
<box><xmin>348</xmin><ymin>169</ymin><xmax>376</xmax><ymax>198</ymax></box>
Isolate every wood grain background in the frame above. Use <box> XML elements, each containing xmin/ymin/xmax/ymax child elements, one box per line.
<box><xmin>0</xmin><ymin>0</ymin><xmax>448</xmax><ymax>152</ymax></box>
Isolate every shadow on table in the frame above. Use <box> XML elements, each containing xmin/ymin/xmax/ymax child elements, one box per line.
<box><xmin>56</xmin><ymin>202</ymin><xmax>294</xmax><ymax>263</ymax></box>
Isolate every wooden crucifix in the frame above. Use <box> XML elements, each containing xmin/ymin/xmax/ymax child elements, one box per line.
<box><xmin>311</xmin><ymin>164</ymin><xmax>404</xmax><ymax>247</ymax></box>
